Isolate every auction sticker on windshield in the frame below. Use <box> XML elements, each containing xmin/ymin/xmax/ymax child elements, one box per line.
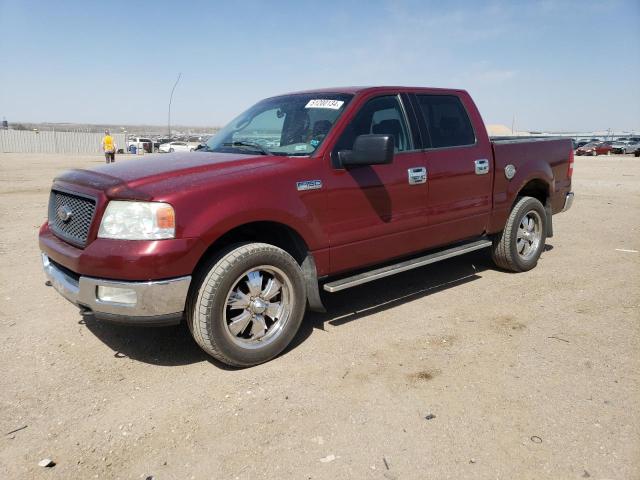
<box><xmin>305</xmin><ymin>99</ymin><xmax>344</xmax><ymax>109</ymax></box>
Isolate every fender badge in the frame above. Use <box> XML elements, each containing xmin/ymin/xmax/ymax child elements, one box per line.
<box><xmin>504</xmin><ymin>164</ymin><xmax>516</xmax><ymax>180</ymax></box>
<box><xmin>296</xmin><ymin>180</ymin><xmax>322</xmax><ymax>191</ymax></box>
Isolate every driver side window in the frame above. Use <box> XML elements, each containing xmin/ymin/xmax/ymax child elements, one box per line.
<box><xmin>333</xmin><ymin>95</ymin><xmax>412</xmax><ymax>156</ymax></box>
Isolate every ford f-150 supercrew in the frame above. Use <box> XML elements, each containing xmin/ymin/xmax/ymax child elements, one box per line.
<box><xmin>40</xmin><ymin>86</ymin><xmax>574</xmax><ymax>367</ymax></box>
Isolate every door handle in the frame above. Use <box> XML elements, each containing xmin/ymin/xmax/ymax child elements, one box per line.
<box><xmin>474</xmin><ymin>159</ymin><xmax>490</xmax><ymax>175</ymax></box>
<box><xmin>408</xmin><ymin>167</ymin><xmax>427</xmax><ymax>185</ymax></box>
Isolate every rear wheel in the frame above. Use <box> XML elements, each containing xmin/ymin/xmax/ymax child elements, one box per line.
<box><xmin>187</xmin><ymin>243</ymin><xmax>306</xmax><ymax>367</ymax></box>
<box><xmin>491</xmin><ymin>196</ymin><xmax>547</xmax><ymax>272</ymax></box>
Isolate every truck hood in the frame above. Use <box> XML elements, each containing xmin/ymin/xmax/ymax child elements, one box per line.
<box><xmin>54</xmin><ymin>152</ymin><xmax>280</xmax><ymax>200</ymax></box>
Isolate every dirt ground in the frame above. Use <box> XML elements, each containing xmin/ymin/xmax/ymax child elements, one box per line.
<box><xmin>0</xmin><ymin>152</ymin><xmax>638</xmax><ymax>480</ymax></box>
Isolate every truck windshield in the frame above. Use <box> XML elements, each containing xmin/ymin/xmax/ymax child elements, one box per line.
<box><xmin>205</xmin><ymin>93</ymin><xmax>353</xmax><ymax>156</ymax></box>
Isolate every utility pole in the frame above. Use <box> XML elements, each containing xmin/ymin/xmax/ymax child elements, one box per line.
<box><xmin>168</xmin><ymin>72</ymin><xmax>182</xmax><ymax>139</ymax></box>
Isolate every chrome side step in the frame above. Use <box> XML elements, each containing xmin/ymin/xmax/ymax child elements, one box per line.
<box><xmin>323</xmin><ymin>239</ymin><xmax>493</xmax><ymax>293</ymax></box>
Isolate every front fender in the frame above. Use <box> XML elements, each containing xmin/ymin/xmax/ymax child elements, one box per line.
<box><xmin>173</xmin><ymin>166</ymin><xmax>329</xmax><ymax>253</ymax></box>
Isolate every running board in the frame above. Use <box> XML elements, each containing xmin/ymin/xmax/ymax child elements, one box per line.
<box><xmin>323</xmin><ymin>239</ymin><xmax>493</xmax><ymax>293</ymax></box>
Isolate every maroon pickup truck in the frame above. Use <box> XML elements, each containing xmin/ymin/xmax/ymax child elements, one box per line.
<box><xmin>40</xmin><ymin>86</ymin><xmax>574</xmax><ymax>367</ymax></box>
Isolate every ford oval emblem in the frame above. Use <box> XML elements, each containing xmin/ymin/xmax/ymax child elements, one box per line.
<box><xmin>57</xmin><ymin>205</ymin><xmax>73</xmax><ymax>223</ymax></box>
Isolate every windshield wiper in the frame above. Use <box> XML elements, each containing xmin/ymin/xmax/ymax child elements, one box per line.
<box><xmin>222</xmin><ymin>141</ymin><xmax>270</xmax><ymax>155</ymax></box>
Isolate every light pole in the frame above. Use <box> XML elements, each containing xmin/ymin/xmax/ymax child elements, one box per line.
<box><xmin>168</xmin><ymin>72</ymin><xmax>182</xmax><ymax>139</ymax></box>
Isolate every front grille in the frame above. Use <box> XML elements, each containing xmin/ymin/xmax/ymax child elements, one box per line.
<box><xmin>48</xmin><ymin>190</ymin><xmax>97</xmax><ymax>247</ymax></box>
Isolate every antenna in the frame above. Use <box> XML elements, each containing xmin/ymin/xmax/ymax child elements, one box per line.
<box><xmin>168</xmin><ymin>73</ymin><xmax>182</xmax><ymax>138</ymax></box>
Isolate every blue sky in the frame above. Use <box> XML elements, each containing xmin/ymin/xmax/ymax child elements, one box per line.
<box><xmin>1</xmin><ymin>0</ymin><xmax>639</xmax><ymax>131</ymax></box>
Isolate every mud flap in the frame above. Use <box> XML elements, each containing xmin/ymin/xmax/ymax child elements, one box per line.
<box><xmin>545</xmin><ymin>200</ymin><xmax>554</xmax><ymax>238</ymax></box>
<box><xmin>301</xmin><ymin>253</ymin><xmax>326</xmax><ymax>313</ymax></box>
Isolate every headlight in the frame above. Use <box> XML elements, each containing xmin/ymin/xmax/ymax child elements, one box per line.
<box><xmin>98</xmin><ymin>201</ymin><xmax>175</xmax><ymax>240</ymax></box>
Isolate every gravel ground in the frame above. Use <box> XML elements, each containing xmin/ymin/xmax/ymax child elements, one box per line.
<box><xmin>0</xmin><ymin>153</ymin><xmax>638</xmax><ymax>480</ymax></box>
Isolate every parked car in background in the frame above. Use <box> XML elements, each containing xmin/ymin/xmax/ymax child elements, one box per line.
<box><xmin>575</xmin><ymin>140</ymin><xmax>590</xmax><ymax>149</ymax></box>
<box><xmin>127</xmin><ymin>137</ymin><xmax>153</xmax><ymax>153</ymax></box>
<box><xmin>158</xmin><ymin>141</ymin><xmax>195</xmax><ymax>153</ymax></box>
<box><xmin>576</xmin><ymin>142</ymin><xmax>613</xmax><ymax>156</ymax></box>
<box><xmin>185</xmin><ymin>136</ymin><xmax>204</xmax><ymax>150</ymax></box>
<box><xmin>623</xmin><ymin>142</ymin><xmax>640</xmax><ymax>155</ymax></box>
<box><xmin>610</xmin><ymin>140</ymin><xmax>631</xmax><ymax>154</ymax></box>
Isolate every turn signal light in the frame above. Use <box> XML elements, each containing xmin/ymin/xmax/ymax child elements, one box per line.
<box><xmin>156</xmin><ymin>205</ymin><xmax>175</xmax><ymax>230</ymax></box>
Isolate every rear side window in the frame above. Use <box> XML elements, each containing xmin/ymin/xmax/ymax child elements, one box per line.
<box><xmin>416</xmin><ymin>95</ymin><xmax>475</xmax><ymax>148</ymax></box>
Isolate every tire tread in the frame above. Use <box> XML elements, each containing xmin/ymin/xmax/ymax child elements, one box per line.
<box><xmin>187</xmin><ymin>243</ymin><xmax>302</xmax><ymax>367</ymax></box>
<box><xmin>491</xmin><ymin>196</ymin><xmax>546</xmax><ymax>272</ymax></box>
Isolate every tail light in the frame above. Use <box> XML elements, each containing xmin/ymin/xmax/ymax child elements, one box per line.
<box><xmin>568</xmin><ymin>148</ymin><xmax>574</xmax><ymax>179</ymax></box>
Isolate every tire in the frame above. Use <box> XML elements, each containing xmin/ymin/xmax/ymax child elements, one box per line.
<box><xmin>491</xmin><ymin>196</ymin><xmax>547</xmax><ymax>272</ymax></box>
<box><xmin>169</xmin><ymin>148</ymin><xmax>174</xmax><ymax>153</ymax></box>
<box><xmin>187</xmin><ymin>243</ymin><xmax>307</xmax><ymax>367</ymax></box>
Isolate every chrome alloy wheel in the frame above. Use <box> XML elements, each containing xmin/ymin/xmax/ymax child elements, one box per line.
<box><xmin>223</xmin><ymin>265</ymin><xmax>293</xmax><ymax>349</ymax></box>
<box><xmin>517</xmin><ymin>210</ymin><xmax>542</xmax><ymax>261</ymax></box>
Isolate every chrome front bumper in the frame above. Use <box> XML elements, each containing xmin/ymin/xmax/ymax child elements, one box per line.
<box><xmin>41</xmin><ymin>253</ymin><xmax>191</xmax><ymax>325</ymax></box>
<box><xmin>562</xmin><ymin>192</ymin><xmax>575</xmax><ymax>212</ymax></box>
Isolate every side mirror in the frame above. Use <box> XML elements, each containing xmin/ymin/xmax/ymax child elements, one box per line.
<box><xmin>338</xmin><ymin>134</ymin><xmax>394</xmax><ymax>168</ymax></box>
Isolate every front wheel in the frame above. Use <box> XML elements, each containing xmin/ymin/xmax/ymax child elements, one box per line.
<box><xmin>187</xmin><ymin>243</ymin><xmax>307</xmax><ymax>367</ymax></box>
<box><xmin>491</xmin><ymin>196</ymin><xmax>547</xmax><ymax>272</ymax></box>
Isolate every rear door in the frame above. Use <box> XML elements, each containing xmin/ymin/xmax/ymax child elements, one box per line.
<box><xmin>411</xmin><ymin>92</ymin><xmax>493</xmax><ymax>245</ymax></box>
<box><xmin>325</xmin><ymin>93</ymin><xmax>428</xmax><ymax>274</ymax></box>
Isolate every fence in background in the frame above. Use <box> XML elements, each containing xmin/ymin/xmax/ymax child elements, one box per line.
<box><xmin>0</xmin><ymin>130</ymin><xmax>126</xmax><ymax>154</ymax></box>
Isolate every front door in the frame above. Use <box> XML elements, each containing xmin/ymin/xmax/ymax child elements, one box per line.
<box><xmin>325</xmin><ymin>94</ymin><xmax>428</xmax><ymax>274</ymax></box>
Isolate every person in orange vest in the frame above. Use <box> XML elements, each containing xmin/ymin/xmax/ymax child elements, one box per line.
<box><xmin>101</xmin><ymin>129</ymin><xmax>116</xmax><ymax>163</ymax></box>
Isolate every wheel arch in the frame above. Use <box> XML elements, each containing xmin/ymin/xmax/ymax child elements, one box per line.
<box><xmin>191</xmin><ymin>220</ymin><xmax>326</xmax><ymax>313</ymax></box>
<box><xmin>514</xmin><ymin>177</ymin><xmax>550</xmax><ymax>207</ymax></box>
<box><xmin>196</xmin><ymin>221</ymin><xmax>309</xmax><ymax>267</ymax></box>
<box><xmin>514</xmin><ymin>176</ymin><xmax>554</xmax><ymax>238</ymax></box>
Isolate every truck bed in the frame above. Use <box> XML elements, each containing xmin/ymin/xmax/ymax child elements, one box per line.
<box><xmin>489</xmin><ymin>137</ymin><xmax>573</xmax><ymax>230</ymax></box>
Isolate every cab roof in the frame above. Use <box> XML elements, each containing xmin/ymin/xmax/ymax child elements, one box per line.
<box><xmin>273</xmin><ymin>86</ymin><xmax>469</xmax><ymax>97</ymax></box>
